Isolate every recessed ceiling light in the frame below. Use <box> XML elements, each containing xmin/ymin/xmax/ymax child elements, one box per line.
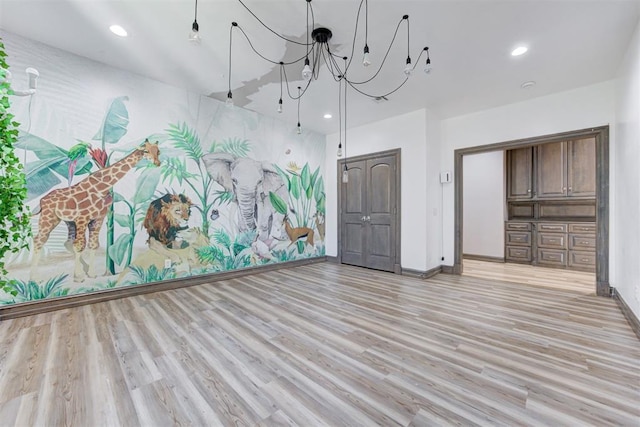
<box><xmin>109</xmin><ymin>25</ymin><xmax>128</xmax><ymax>37</ymax></box>
<box><xmin>323</xmin><ymin>113</ymin><xmax>332</xmax><ymax>119</ymax></box>
<box><xmin>511</xmin><ymin>46</ymin><xmax>528</xmax><ymax>56</ymax></box>
<box><xmin>521</xmin><ymin>81</ymin><xmax>536</xmax><ymax>89</ymax></box>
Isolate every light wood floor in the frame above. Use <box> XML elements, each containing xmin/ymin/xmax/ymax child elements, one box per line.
<box><xmin>0</xmin><ymin>262</ymin><xmax>638</xmax><ymax>426</ymax></box>
<box><xmin>463</xmin><ymin>259</ymin><xmax>596</xmax><ymax>294</ymax></box>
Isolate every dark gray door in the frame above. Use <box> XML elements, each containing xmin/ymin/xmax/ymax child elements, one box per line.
<box><xmin>339</xmin><ymin>151</ymin><xmax>399</xmax><ymax>272</ymax></box>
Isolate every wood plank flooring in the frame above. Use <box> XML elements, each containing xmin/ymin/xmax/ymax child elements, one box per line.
<box><xmin>463</xmin><ymin>259</ymin><xmax>596</xmax><ymax>294</ymax></box>
<box><xmin>0</xmin><ymin>262</ymin><xmax>638</xmax><ymax>426</ymax></box>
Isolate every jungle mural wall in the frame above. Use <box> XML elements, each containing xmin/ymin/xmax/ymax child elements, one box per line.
<box><xmin>0</xmin><ymin>31</ymin><xmax>326</xmax><ymax>306</ymax></box>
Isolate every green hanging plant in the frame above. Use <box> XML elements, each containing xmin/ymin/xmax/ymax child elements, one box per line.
<box><xmin>0</xmin><ymin>37</ymin><xmax>31</xmax><ymax>290</ymax></box>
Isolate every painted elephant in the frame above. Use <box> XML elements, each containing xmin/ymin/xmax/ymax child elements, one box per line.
<box><xmin>202</xmin><ymin>153</ymin><xmax>288</xmax><ymax>243</ymax></box>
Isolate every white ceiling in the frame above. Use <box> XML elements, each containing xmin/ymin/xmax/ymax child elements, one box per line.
<box><xmin>1</xmin><ymin>0</ymin><xmax>638</xmax><ymax>135</ymax></box>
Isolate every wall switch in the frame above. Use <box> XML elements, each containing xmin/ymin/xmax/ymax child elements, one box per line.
<box><xmin>164</xmin><ymin>259</ymin><xmax>172</xmax><ymax>269</ymax></box>
<box><xmin>440</xmin><ymin>171</ymin><xmax>452</xmax><ymax>184</ymax></box>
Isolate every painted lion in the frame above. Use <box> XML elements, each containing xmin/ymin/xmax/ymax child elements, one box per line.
<box><xmin>143</xmin><ymin>193</ymin><xmax>193</xmax><ymax>249</ymax></box>
<box><xmin>117</xmin><ymin>227</ymin><xmax>211</xmax><ymax>283</ymax></box>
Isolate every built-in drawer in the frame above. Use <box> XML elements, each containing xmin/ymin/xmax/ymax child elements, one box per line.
<box><xmin>506</xmin><ymin>246</ymin><xmax>532</xmax><ymax>262</ymax></box>
<box><xmin>569</xmin><ymin>234</ymin><xmax>596</xmax><ymax>251</ymax></box>
<box><xmin>506</xmin><ymin>231</ymin><xmax>531</xmax><ymax>246</ymax></box>
<box><xmin>568</xmin><ymin>250</ymin><xmax>596</xmax><ymax>270</ymax></box>
<box><xmin>506</xmin><ymin>222</ymin><xmax>532</xmax><ymax>231</ymax></box>
<box><xmin>569</xmin><ymin>223</ymin><xmax>596</xmax><ymax>234</ymax></box>
<box><xmin>537</xmin><ymin>223</ymin><xmax>568</xmax><ymax>233</ymax></box>
<box><xmin>537</xmin><ymin>232</ymin><xmax>567</xmax><ymax>249</ymax></box>
<box><xmin>537</xmin><ymin>248</ymin><xmax>567</xmax><ymax>267</ymax></box>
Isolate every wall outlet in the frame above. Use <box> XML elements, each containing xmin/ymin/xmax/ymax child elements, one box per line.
<box><xmin>164</xmin><ymin>259</ymin><xmax>172</xmax><ymax>269</ymax></box>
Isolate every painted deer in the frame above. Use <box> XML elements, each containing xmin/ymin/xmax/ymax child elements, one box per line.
<box><xmin>283</xmin><ymin>215</ymin><xmax>314</xmax><ymax>248</ymax></box>
<box><xmin>31</xmin><ymin>140</ymin><xmax>161</xmax><ymax>282</ymax></box>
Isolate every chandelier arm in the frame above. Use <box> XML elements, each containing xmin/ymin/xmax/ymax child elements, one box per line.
<box><xmin>228</xmin><ymin>23</ymin><xmax>234</xmax><ymax>94</ymax></box>
<box><xmin>235</xmin><ymin>25</ymin><xmax>311</xmax><ymax>65</ymax></box>
<box><xmin>364</xmin><ymin>0</ymin><xmax>368</xmax><ymax>45</ymax></box>
<box><xmin>323</xmin><ymin>47</ymin><xmax>347</xmax><ymax>83</ymax></box>
<box><xmin>410</xmin><ymin>48</ymin><xmax>428</xmax><ymax>71</ymax></box>
<box><xmin>312</xmin><ymin>43</ymin><xmax>322</xmax><ymax>80</ymax></box>
<box><xmin>343</xmin><ymin>0</ymin><xmax>366</xmax><ymax>75</ymax></box>
<box><xmin>235</xmin><ymin>0</ymin><xmax>312</xmax><ymax>46</ymax></box>
<box><xmin>322</xmin><ymin>47</ymin><xmax>342</xmax><ymax>82</ymax></box>
<box><xmin>348</xmin><ymin>17</ymin><xmax>404</xmax><ymax>85</ymax></box>
<box><xmin>346</xmin><ymin>76</ymin><xmax>410</xmax><ymax>99</ymax></box>
<box><xmin>326</xmin><ymin>50</ymin><xmax>350</xmax><ymax>83</ymax></box>
<box><xmin>281</xmin><ymin>65</ymin><xmax>313</xmax><ymax>100</ymax></box>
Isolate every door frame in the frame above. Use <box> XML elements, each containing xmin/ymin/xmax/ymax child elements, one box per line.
<box><xmin>337</xmin><ymin>148</ymin><xmax>402</xmax><ymax>273</ymax></box>
<box><xmin>454</xmin><ymin>126</ymin><xmax>609</xmax><ymax>296</ymax></box>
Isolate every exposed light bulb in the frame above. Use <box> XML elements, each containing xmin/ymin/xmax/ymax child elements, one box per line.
<box><xmin>225</xmin><ymin>91</ymin><xmax>233</xmax><ymax>108</ymax></box>
<box><xmin>337</xmin><ymin>143</ymin><xmax>342</xmax><ymax>157</ymax></box>
<box><xmin>189</xmin><ymin>21</ymin><xmax>201</xmax><ymax>43</ymax></box>
<box><xmin>302</xmin><ymin>58</ymin><xmax>312</xmax><ymax>81</ymax></box>
<box><xmin>277</xmin><ymin>98</ymin><xmax>283</xmax><ymax>113</ymax></box>
<box><xmin>404</xmin><ymin>57</ymin><xmax>413</xmax><ymax>76</ymax></box>
<box><xmin>342</xmin><ymin>168</ymin><xmax>349</xmax><ymax>183</ymax></box>
<box><xmin>363</xmin><ymin>45</ymin><xmax>371</xmax><ymax>67</ymax></box>
<box><xmin>424</xmin><ymin>58</ymin><xmax>432</xmax><ymax>74</ymax></box>
<box><xmin>297</xmin><ymin>122</ymin><xmax>302</xmax><ymax>135</ymax></box>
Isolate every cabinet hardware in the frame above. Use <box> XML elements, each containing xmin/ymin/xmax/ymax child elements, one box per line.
<box><xmin>569</xmin><ymin>187</ymin><xmax>572</xmax><ymax>191</ymax></box>
<box><xmin>582</xmin><ymin>241</ymin><xmax>590</xmax><ymax>244</ymax></box>
<box><xmin>527</xmin><ymin>189</ymin><xmax>531</xmax><ymax>193</ymax></box>
<box><xmin>361</xmin><ymin>216</ymin><xmax>366</xmax><ymax>221</ymax></box>
<box><xmin>582</xmin><ymin>258</ymin><xmax>589</xmax><ymax>262</ymax></box>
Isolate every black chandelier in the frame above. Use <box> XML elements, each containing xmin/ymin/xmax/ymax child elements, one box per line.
<box><xmin>193</xmin><ymin>0</ymin><xmax>432</xmax><ymax>173</ymax></box>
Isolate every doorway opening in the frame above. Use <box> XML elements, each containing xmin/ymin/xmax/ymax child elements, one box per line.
<box><xmin>454</xmin><ymin>126</ymin><xmax>609</xmax><ymax>296</ymax></box>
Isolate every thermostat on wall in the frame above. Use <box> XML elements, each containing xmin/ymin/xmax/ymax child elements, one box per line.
<box><xmin>440</xmin><ymin>171</ymin><xmax>452</xmax><ymax>184</ymax></box>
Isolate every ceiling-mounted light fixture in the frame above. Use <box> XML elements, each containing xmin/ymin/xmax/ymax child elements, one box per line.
<box><xmin>278</xmin><ymin>62</ymin><xmax>284</xmax><ymax>113</ymax></box>
<box><xmin>109</xmin><ymin>24</ymin><xmax>128</xmax><ymax>37</ymax></box>
<box><xmin>223</xmin><ymin>0</ymin><xmax>432</xmax><ymax>135</ymax></box>
<box><xmin>189</xmin><ymin>0</ymin><xmax>200</xmax><ymax>43</ymax></box>
<box><xmin>403</xmin><ymin>15</ymin><xmax>413</xmax><ymax>76</ymax></box>
<box><xmin>511</xmin><ymin>46</ymin><xmax>528</xmax><ymax>56</ymax></box>
<box><xmin>362</xmin><ymin>0</ymin><xmax>371</xmax><ymax>67</ymax></box>
<box><xmin>424</xmin><ymin>47</ymin><xmax>432</xmax><ymax>74</ymax></box>
<box><xmin>226</xmin><ymin>22</ymin><xmax>238</xmax><ymax>108</ymax></box>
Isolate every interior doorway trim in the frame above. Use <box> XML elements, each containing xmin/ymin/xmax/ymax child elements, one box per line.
<box><xmin>337</xmin><ymin>148</ymin><xmax>402</xmax><ymax>273</ymax></box>
<box><xmin>454</xmin><ymin>126</ymin><xmax>609</xmax><ymax>296</ymax></box>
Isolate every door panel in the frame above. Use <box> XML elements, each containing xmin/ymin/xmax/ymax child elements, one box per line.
<box><xmin>507</xmin><ymin>147</ymin><xmax>533</xmax><ymax>199</ymax></box>
<box><xmin>370</xmin><ymin>163</ymin><xmax>391</xmax><ymax>213</ymax></box>
<box><xmin>567</xmin><ymin>137</ymin><xmax>596</xmax><ymax>197</ymax></box>
<box><xmin>340</xmin><ymin>152</ymin><xmax>399</xmax><ymax>273</ymax></box>
<box><xmin>341</xmin><ymin>160</ymin><xmax>367</xmax><ymax>267</ymax></box>
<box><xmin>345</xmin><ymin>165</ymin><xmax>364</xmax><ymax>213</ymax></box>
<box><xmin>537</xmin><ymin>142</ymin><xmax>567</xmax><ymax>198</ymax></box>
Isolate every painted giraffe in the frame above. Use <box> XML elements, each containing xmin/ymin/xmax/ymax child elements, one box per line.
<box><xmin>31</xmin><ymin>139</ymin><xmax>161</xmax><ymax>282</ymax></box>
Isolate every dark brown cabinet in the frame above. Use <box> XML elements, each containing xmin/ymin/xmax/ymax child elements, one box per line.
<box><xmin>504</xmin><ymin>137</ymin><xmax>596</xmax><ymax>272</ymax></box>
<box><xmin>505</xmin><ymin>221</ymin><xmax>595</xmax><ymax>271</ymax></box>
<box><xmin>536</xmin><ymin>138</ymin><xmax>596</xmax><ymax>199</ymax></box>
<box><xmin>506</xmin><ymin>147</ymin><xmax>534</xmax><ymax>200</ymax></box>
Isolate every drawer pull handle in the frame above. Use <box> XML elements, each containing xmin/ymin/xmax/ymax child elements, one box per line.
<box><xmin>582</xmin><ymin>258</ymin><xmax>589</xmax><ymax>262</ymax></box>
<box><xmin>582</xmin><ymin>241</ymin><xmax>590</xmax><ymax>244</ymax></box>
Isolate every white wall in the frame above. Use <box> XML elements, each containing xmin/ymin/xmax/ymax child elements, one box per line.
<box><xmin>614</xmin><ymin>19</ymin><xmax>640</xmax><ymax>319</ymax></box>
<box><xmin>325</xmin><ymin>109</ymin><xmax>430</xmax><ymax>271</ymax></box>
<box><xmin>463</xmin><ymin>151</ymin><xmax>505</xmax><ymax>258</ymax></box>
<box><xmin>440</xmin><ymin>81</ymin><xmax>616</xmax><ymax>276</ymax></box>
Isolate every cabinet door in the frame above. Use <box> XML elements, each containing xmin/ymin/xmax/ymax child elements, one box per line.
<box><xmin>567</xmin><ymin>137</ymin><xmax>596</xmax><ymax>197</ymax></box>
<box><xmin>506</xmin><ymin>147</ymin><xmax>533</xmax><ymax>199</ymax></box>
<box><xmin>536</xmin><ymin>141</ymin><xmax>567</xmax><ymax>198</ymax></box>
